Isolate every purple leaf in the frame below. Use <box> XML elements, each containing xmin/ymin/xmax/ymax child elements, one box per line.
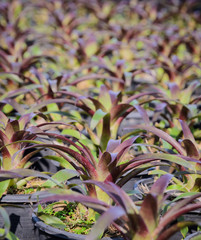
<box><xmin>87</xmin><ymin>206</ymin><xmax>125</xmax><ymax>240</ymax></box>
<box><xmin>97</xmin><ymin>152</ymin><xmax>112</xmax><ymax>176</ymax></box>
<box><xmin>1</xmin><ymin>98</ymin><xmax>25</xmax><ymax>115</ymax></box>
<box><xmin>134</xmin><ymin>105</ymin><xmax>150</xmax><ymax>125</ymax></box>
<box><xmin>27</xmin><ymin>99</ymin><xmax>75</xmax><ymax>114</ymax></box>
<box><xmin>126</xmin><ymin>92</ymin><xmax>161</xmax><ymax>104</ymax></box>
<box><xmin>110</xmin><ymin>103</ymin><xmax>132</xmax><ymax>122</ymax></box>
<box><xmin>41</xmin><ymin>193</ymin><xmax>109</xmax><ymax>212</ymax></box>
<box><xmin>162</xmin><ymin>193</ymin><xmax>201</xmax><ymax>221</ymax></box>
<box><xmin>157</xmin><ymin>201</ymin><xmax>201</xmax><ymax>238</ymax></box>
<box><xmin>150</xmin><ymin>174</ymin><xmax>172</xmax><ymax>195</ymax></box>
<box><xmin>88</xmin><ymin>97</ymin><xmax>106</xmax><ymax>111</ymax></box>
<box><xmin>168</xmin><ymin>83</ymin><xmax>179</xmax><ymax>98</ymax></box>
<box><xmin>115</xmin><ymin>136</ymin><xmax>138</xmax><ymax>153</ymax></box>
<box><xmin>157</xmin><ymin>221</ymin><xmax>197</xmax><ymax>240</ymax></box>
<box><xmin>19</xmin><ymin>113</ymin><xmax>36</xmax><ymax>130</ymax></box>
<box><xmin>109</xmin><ymin>90</ymin><xmax>121</xmax><ymax>105</ymax></box>
<box><xmin>85</xmin><ymin>181</ymin><xmax>136</xmax><ymax>214</ymax></box>
<box><xmin>182</xmin><ymin>139</ymin><xmax>200</xmax><ymax>159</ymax></box>
<box><xmin>0</xmin><ymin>170</ymin><xmax>23</xmax><ymax>180</ymax></box>
<box><xmin>179</xmin><ymin>120</ymin><xmax>196</xmax><ymax>143</ymax></box>
<box><xmin>106</xmin><ymin>139</ymin><xmax>121</xmax><ymax>153</ymax></box>
<box><xmin>69</xmin><ymin>74</ymin><xmax>124</xmax><ymax>86</ymax></box>
<box><xmin>20</xmin><ymin>143</ymin><xmax>98</xmax><ymax>179</ymax></box>
<box><xmin>10</xmin><ymin>130</ymin><xmax>26</xmax><ymax>145</ymax></box>
<box><xmin>125</xmin><ymin>124</ymin><xmax>185</xmax><ymax>155</ymax></box>
<box><xmin>140</xmin><ymin>194</ymin><xmax>158</xmax><ymax>232</ymax></box>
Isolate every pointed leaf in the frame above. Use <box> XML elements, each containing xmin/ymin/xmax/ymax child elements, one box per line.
<box><xmin>19</xmin><ymin>113</ymin><xmax>36</xmax><ymax>130</ymax></box>
<box><xmin>0</xmin><ymin>112</ymin><xmax>8</xmax><ymax>127</ymax></box>
<box><xmin>109</xmin><ymin>90</ymin><xmax>121</xmax><ymax>105</ymax></box>
<box><xmin>69</xmin><ymin>74</ymin><xmax>124</xmax><ymax>86</ymax></box>
<box><xmin>0</xmin><ymin>206</ymin><xmax>10</xmax><ymax>238</ymax></box>
<box><xmin>87</xmin><ymin>206</ymin><xmax>125</xmax><ymax>240</ymax></box>
<box><xmin>133</xmin><ymin>105</ymin><xmax>150</xmax><ymax>125</ymax></box>
<box><xmin>140</xmin><ymin>194</ymin><xmax>158</xmax><ymax>232</ymax></box>
<box><xmin>126</xmin><ymin>124</ymin><xmax>186</xmax><ymax>155</ymax></box>
<box><xmin>182</xmin><ymin>139</ymin><xmax>200</xmax><ymax>159</ymax></box>
<box><xmin>157</xmin><ymin>201</ymin><xmax>201</xmax><ymax>238</ymax></box>
<box><xmin>85</xmin><ymin>181</ymin><xmax>138</xmax><ymax>214</ymax></box>
<box><xmin>151</xmin><ymin>174</ymin><xmax>173</xmax><ymax>195</ymax></box>
<box><xmin>1</xmin><ymin>146</ymin><xmax>12</xmax><ymax>170</ymax></box>
<box><xmin>41</xmin><ymin>169</ymin><xmax>79</xmax><ymax>188</ymax></box>
<box><xmin>99</xmin><ymin>85</ymin><xmax>112</xmax><ymax>111</ymax></box>
<box><xmin>100</xmin><ymin>113</ymin><xmax>111</xmax><ymax>151</ymax></box>
<box><xmin>179</xmin><ymin>120</ymin><xmax>196</xmax><ymax>143</ymax></box>
<box><xmin>90</xmin><ymin>109</ymin><xmax>107</xmax><ymax>130</ymax></box>
<box><xmin>157</xmin><ymin>221</ymin><xmax>198</xmax><ymax>240</ymax></box>
<box><xmin>113</xmin><ymin>136</ymin><xmax>138</xmax><ymax>154</ymax></box>
<box><xmin>0</xmin><ymin>180</ymin><xmax>10</xmax><ymax>198</ymax></box>
<box><xmin>97</xmin><ymin>152</ymin><xmax>112</xmax><ymax>179</ymax></box>
<box><xmin>168</xmin><ymin>83</ymin><xmax>180</xmax><ymax>99</ymax></box>
<box><xmin>162</xmin><ymin>193</ymin><xmax>201</xmax><ymax>221</ymax></box>
<box><xmin>110</xmin><ymin>103</ymin><xmax>131</xmax><ymax>122</ymax></box>
<box><xmin>26</xmin><ymin>99</ymin><xmax>75</xmax><ymax>114</ymax></box>
<box><xmin>38</xmin><ymin>214</ymin><xmax>66</xmax><ymax>230</ymax></box>
<box><xmin>106</xmin><ymin>139</ymin><xmax>121</xmax><ymax>153</ymax></box>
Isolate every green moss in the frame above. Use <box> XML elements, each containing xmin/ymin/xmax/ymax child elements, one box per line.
<box><xmin>41</xmin><ymin>202</ymin><xmax>95</xmax><ymax>235</ymax></box>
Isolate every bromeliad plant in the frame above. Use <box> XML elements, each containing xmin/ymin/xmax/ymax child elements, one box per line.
<box><xmin>25</xmin><ymin>121</ymin><xmax>198</xmax><ymax>204</ymax></box>
<box><xmin>0</xmin><ymin>111</ymin><xmax>62</xmax><ymax>197</ymax></box>
<box><xmin>40</xmin><ymin>174</ymin><xmax>201</xmax><ymax>240</ymax></box>
<box><xmin>24</xmin><ymin>133</ymin><xmax>139</xmax><ymax>203</ymax></box>
<box><xmin>86</xmin><ymin>175</ymin><xmax>201</xmax><ymax>240</ymax></box>
<box><xmin>123</xmin><ymin>119</ymin><xmax>201</xmax><ymax>194</ymax></box>
<box><xmin>57</xmin><ymin>84</ymin><xmax>160</xmax><ymax>151</ymax></box>
<box><xmin>0</xmin><ymin>112</ymin><xmax>38</xmax><ymax>171</ymax></box>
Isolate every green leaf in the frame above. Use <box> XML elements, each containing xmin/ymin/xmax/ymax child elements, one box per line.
<box><xmin>134</xmin><ymin>153</ymin><xmax>196</xmax><ymax>171</ymax></box>
<box><xmin>87</xmin><ymin>206</ymin><xmax>125</xmax><ymax>240</ymax></box>
<box><xmin>140</xmin><ymin>194</ymin><xmax>158</xmax><ymax>232</ymax></box>
<box><xmin>44</xmin><ymin>155</ymin><xmax>76</xmax><ymax>170</ymax></box>
<box><xmin>180</xmin><ymin>226</ymin><xmax>188</xmax><ymax>238</ymax></box>
<box><xmin>0</xmin><ymin>229</ymin><xmax>19</xmax><ymax>240</ymax></box>
<box><xmin>149</xmin><ymin>169</ymin><xmax>184</xmax><ymax>187</ymax></box>
<box><xmin>0</xmin><ymin>180</ymin><xmax>10</xmax><ymax>198</ymax></box>
<box><xmin>38</xmin><ymin>214</ymin><xmax>66</xmax><ymax>230</ymax></box>
<box><xmin>2</xmin><ymin>105</ymin><xmax>13</xmax><ymax>114</ymax></box>
<box><xmin>90</xmin><ymin>109</ymin><xmax>107</xmax><ymax>130</ymax></box>
<box><xmin>0</xmin><ymin>73</ymin><xmax>23</xmax><ymax>83</ymax></box>
<box><xmin>0</xmin><ymin>206</ymin><xmax>10</xmax><ymax>238</ymax></box>
<box><xmin>100</xmin><ymin>113</ymin><xmax>111</xmax><ymax>151</ymax></box>
<box><xmin>41</xmin><ymin>169</ymin><xmax>79</xmax><ymax>188</ymax></box>
<box><xmin>62</xmin><ymin>129</ymin><xmax>81</xmax><ymax>139</ymax></box>
<box><xmin>47</xmin><ymin>103</ymin><xmax>61</xmax><ymax>121</ymax></box>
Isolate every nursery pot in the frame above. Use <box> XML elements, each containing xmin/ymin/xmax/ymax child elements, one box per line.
<box><xmin>32</xmin><ymin>209</ymin><xmax>123</xmax><ymax>240</ymax></box>
<box><xmin>133</xmin><ymin>177</ymin><xmax>155</xmax><ymax>200</ymax></box>
<box><xmin>184</xmin><ymin>231</ymin><xmax>201</xmax><ymax>240</ymax></box>
<box><xmin>0</xmin><ymin>192</ymin><xmax>53</xmax><ymax>240</ymax></box>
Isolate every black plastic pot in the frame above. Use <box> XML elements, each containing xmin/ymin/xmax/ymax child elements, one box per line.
<box><xmin>0</xmin><ymin>192</ymin><xmax>54</xmax><ymax>240</ymax></box>
<box><xmin>133</xmin><ymin>177</ymin><xmax>155</xmax><ymax>200</ymax></box>
<box><xmin>32</xmin><ymin>210</ymin><xmax>123</xmax><ymax>240</ymax></box>
<box><xmin>29</xmin><ymin>147</ymin><xmax>61</xmax><ymax>173</ymax></box>
<box><xmin>184</xmin><ymin>231</ymin><xmax>201</xmax><ymax>240</ymax></box>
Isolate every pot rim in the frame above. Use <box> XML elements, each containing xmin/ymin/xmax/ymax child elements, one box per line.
<box><xmin>0</xmin><ymin>191</ymin><xmax>55</xmax><ymax>203</ymax></box>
